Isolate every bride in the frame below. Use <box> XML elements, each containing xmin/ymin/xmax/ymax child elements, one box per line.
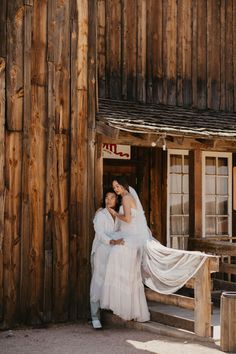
<box><xmin>100</xmin><ymin>176</ymin><xmax>208</xmax><ymax>323</ymax></box>
<box><xmin>100</xmin><ymin>176</ymin><xmax>150</xmax><ymax>322</ymax></box>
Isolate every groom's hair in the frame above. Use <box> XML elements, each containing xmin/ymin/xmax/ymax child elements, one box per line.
<box><xmin>102</xmin><ymin>188</ymin><xmax>120</xmax><ymax>211</ymax></box>
<box><xmin>113</xmin><ymin>176</ymin><xmax>129</xmax><ymax>191</ymax></box>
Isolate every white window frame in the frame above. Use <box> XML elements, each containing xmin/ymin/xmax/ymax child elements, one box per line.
<box><xmin>167</xmin><ymin>149</ymin><xmax>189</xmax><ymax>248</ymax></box>
<box><xmin>202</xmin><ymin>151</ymin><xmax>232</xmax><ymax>238</ymax></box>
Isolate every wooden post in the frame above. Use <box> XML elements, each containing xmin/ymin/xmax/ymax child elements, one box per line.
<box><xmin>150</xmin><ymin>148</ymin><xmax>163</xmax><ymax>242</ymax></box>
<box><xmin>194</xmin><ymin>259</ymin><xmax>212</xmax><ymax>337</ymax></box>
<box><xmin>220</xmin><ymin>292</ymin><xmax>236</xmax><ymax>352</ymax></box>
<box><xmin>95</xmin><ymin>135</ymin><xmax>103</xmax><ymax>211</ymax></box>
<box><xmin>189</xmin><ymin>149</ymin><xmax>202</xmax><ymax>238</ymax></box>
<box><xmin>0</xmin><ymin>57</ymin><xmax>5</xmax><ymax>323</ymax></box>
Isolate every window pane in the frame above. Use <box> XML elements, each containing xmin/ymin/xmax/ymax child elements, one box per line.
<box><xmin>170</xmin><ymin>155</ymin><xmax>182</xmax><ymax>173</ymax></box>
<box><xmin>183</xmin><ymin>195</ymin><xmax>189</xmax><ymax>214</ymax></box>
<box><xmin>205</xmin><ymin>196</ymin><xmax>216</xmax><ymax>215</ymax></box>
<box><xmin>218</xmin><ymin>158</ymin><xmax>228</xmax><ymax>176</ymax></box>
<box><xmin>205</xmin><ymin>176</ymin><xmax>216</xmax><ymax>195</ymax></box>
<box><xmin>183</xmin><ymin>156</ymin><xmax>189</xmax><ymax>174</ymax></box>
<box><xmin>217</xmin><ymin>217</ymin><xmax>228</xmax><ymax>235</ymax></box>
<box><xmin>217</xmin><ymin>197</ymin><xmax>228</xmax><ymax>215</ymax></box>
<box><xmin>170</xmin><ymin>174</ymin><xmax>181</xmax><ymax>193</ymax></box>
<box><xmin>205</xmin><ymin>157</ymin><xmax>216</xmax><ymax>175</ymax></box>
<box><xmin>217</xmin><ymin>177</ymin><xmax>228</xmax><ymax>195</ymax></box>
<box><xmin>170</xmin><ymin>195</ymin><xmax>182</xmax><ymax>215</ymax></box>
<box><xmin>170</xmin><ymin>216</ymin><xmax>182</xmax><ymax>235</ymax></box>
<box><xmin>205</xmin><ymin>217</ymin><xmax>216</xmax><ymax>235</ymax></box>
<box><xmin>183</xmin><ymin>174</ymin><xmax>189</xmax><ymax>194</ymax></box>
<box><xmin>171</xmin><ymin>236</ymin><xmax>179</xmax><ymax>249</ymax></box>
<box><xmin>183</xmin><ymin>216</ymin><xmax>189</xmax><ymax>235</ymax></box>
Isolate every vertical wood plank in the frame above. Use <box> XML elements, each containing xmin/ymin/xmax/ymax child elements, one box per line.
<box><xmin>0</xmin><ymin>0</ymin><xmax>7</xmax><ymax>58</ymax></box>
<box><xmin>6</xmin><ymin>1</ymin><xmax>24</xmax><ymax>131</ymax></box>
<box><xmin>177</xmin><ymin>0</ymin><xmax>192</xmax><ymax>107</ymax></box>
<box><xmin>70</xmin><ymin>0</ymin><xmax>88</xmax><ymax>320</ymax></box>
<box><xmin>52</xmin><ymin>0</ymin><xmax>70</xmax><ymax>322</ymax></box>
<box><xmin>137</xmin><ymin>0</ymin><xmax>146</xmax><ymax>102</ymax></box>
<box><xmin>88</xmin><ymin>0</ymin><xmax>97</xmax><ymax>311</ymax></box>
<box><xmin>220</xmin><ymin>0</ymin><xmax>226</xmax><ymax>111</ymax></box>
<box><xmin>225</xmin><ymin>0</ymin><xmax>234</xmax><ymax>111</ymax></box>
<box><xmin>163</xmin><ymin>0</ymin><xmax>177</xmax><ymax>105</ymax></box>
<box><xmin>234</xmin><ymin>1</ymin><xmax>236</xmax><ymax>111</ymax></box>
<box><xmin>126</xmin><ymin>0</ymin><xmax>137</xmax><ymax>100</ymax></box>
<box><xmin>197</xmin><ymin>0</ymin><xmax>207</xmax><ymax>109</ymax></box>
<box><xmin>97</xmin><ymin>0</ymin><xmax>106</xmax><ymax>97</ymax></box>
<box><xmin>21</xmin><ymin>0</ymin><xmax>47</xmax><ymax>324</ymax></box>
<box><xmin>192</xmin><ymin>0</ymin><xmax>197</xmax><ymax>107</ymax></box>
<box><xmin>107</xmin><ymin>0</ymin><xmax>121</xmax><ymax>99</ymax></box>
<box><xmin>69</xmin><ymin>0</ymin><xmax>78</xmax><ymax>320</ymax></box>
<box><xmin>20</xmin><ymin>2</ymin><xmax>32</xmax><ymax>324</ymax></box>
<box><xmin>0</xmin><ymin>57</ymin><xmax>6</xmax><ymax>323</ymax></box>
<box><xmin>4</xmin><ymin>133</ymin><xmax>22</xmax><ymax>326</ymax></box>
<box><xmin>146</xmin><ymin>0</ymin><xmax>152</xmax><ymax>102</ymax></box>
<box><xmin>43</xmin><ymin>0</ymin><xmax>56</xmax><ymax>323</ymax></box>
<box><xmin>121</xmin><ymin>0</ymin><xmax>127</xmax><ymax>99</ymax></box>
<box><xmin>207</xmin><ymin>0</ymin><xmax>221</xmax><ymax>110</ymax></box>
<box><xmin>152</xmin><ymin>0</ymin><xmax>163</xmax><ymax>104</ymax></box>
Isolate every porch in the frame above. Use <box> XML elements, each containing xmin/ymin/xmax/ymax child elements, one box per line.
<box><xmin>96</xmin><ymin>98</ymin><xmax>236</xmax><ymax>340</ymax></box>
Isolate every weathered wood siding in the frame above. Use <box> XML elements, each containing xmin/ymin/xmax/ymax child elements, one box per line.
<box><xmin>98</xmin><ymin>0</ymin><xmax>236</xmax><ymax>111</ymax></box>
<box><xmin>0</xmin><ymin>0</ymin><xmax>96</xmax><ymax>327</ymax></box>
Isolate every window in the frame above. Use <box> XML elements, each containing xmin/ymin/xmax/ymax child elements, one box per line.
<box><xmin>167</xmin><ymin>150</ymin><xmax>189</xmax><ymax>249</ymax></box>
<box><xmin>202</xmin><ymin>152</ymin><xmax>232</xmax><ymax>238</ymax></box>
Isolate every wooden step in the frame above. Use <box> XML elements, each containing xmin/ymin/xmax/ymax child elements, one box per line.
<box><xmin>149</xmin><ymin>306</ymin><xmax>214</xmax><ymax>337</ymax></box>
<box><xmin>150</xmin><ymin>309</ymin><xmax>195</xmax><ymax>333</ymax></box>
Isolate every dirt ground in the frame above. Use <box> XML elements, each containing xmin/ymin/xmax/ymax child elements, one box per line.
<box><xmin>0</xmin><ymin>322</ymin><xmax>224</xmax><ymax>354</ymax></box>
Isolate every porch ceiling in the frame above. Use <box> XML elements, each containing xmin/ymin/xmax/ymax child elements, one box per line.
<box><xmin>96</xmin><ymin>99</ymin><xmax>236</xmax><ymax>140</ymax></box>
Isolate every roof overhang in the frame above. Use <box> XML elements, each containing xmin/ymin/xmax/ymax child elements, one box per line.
<box><xmin>96</xmin><ymin>99</ymin><xmax>236</xmax><ymax>149</ymax></box>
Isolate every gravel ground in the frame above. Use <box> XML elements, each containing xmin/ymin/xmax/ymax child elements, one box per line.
<box><xmin>0</xmin><ymin>322</ymin><xmax>223</xmax><ymax>354</ymax></box>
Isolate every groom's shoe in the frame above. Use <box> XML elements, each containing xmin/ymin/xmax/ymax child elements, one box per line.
<box><xmin>92</xmin><ymin>319</ymin><xmax>102</xmax><ymax>329</ymax></box>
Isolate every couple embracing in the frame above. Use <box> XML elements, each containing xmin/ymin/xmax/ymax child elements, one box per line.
<box><xmin>90</xmin><ymin>176</ymin><xmax>208</xmax><ymax>329</ymax></box>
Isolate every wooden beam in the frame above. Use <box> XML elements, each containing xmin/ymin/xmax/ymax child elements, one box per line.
<box><xmin>145</xmin><ymin>288</ymin><xmax>195</xmax><ymax>310</ymax></box>
<box><xmin>189</xmin><ymin>238</ymin><xmax>236</xmax><ymax>257</ymax></box>
<box><xmin>99</xmin><ymin>130</ymin><xmax>236</xmax><ymax>151</ymax></box>
<box><xmin>96</xmin><ymin>121</ymin><xmax>119</xmax><ymax>138</ymax></box>
<box><xmin>220</xmin><ymin>263</ymin><xmax>236</xmax><ymax>276</ymax></box>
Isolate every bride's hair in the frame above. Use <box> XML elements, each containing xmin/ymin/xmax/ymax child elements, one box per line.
<box><xmin>113</xmin><ymin>176</ymin><xmax>129</xmax><ymax>191</ymax></box>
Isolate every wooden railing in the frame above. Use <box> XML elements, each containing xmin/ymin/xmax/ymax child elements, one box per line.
<box><xmin>145</xmin><ymin>255</ymin><xmax>219</xmax><ymax>337</ymax></box>
<box><xmin>189</xmin><ymin>238</ymin><xmax>236</xmax><ymax>290</ymax></box>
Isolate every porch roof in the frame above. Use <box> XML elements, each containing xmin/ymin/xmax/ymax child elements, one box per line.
<box><xmin>96</xmin><ymin>99</ymin><xmax>236</xmax><ymax>140</ymax></box>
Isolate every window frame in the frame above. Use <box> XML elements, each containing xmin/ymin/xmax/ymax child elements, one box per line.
<box><xmin>167</xmin><ymin>149</ymin><xmax>189</xmax><ymax>248</ymax></box>
<box><xmin>202</xmin><ymin>151</ymin><xmax>232</xmax><ymax>238</ymax></box>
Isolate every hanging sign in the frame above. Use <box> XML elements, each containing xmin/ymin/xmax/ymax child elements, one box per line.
<box><xmin>102</xmin><ymin>144</ymin><xmax>131</xmax><ymax>159</ymax></box>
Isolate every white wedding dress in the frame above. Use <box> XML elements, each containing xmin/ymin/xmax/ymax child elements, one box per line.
<box><xmin>100</xmin><ymin>187</ymin><xmax>208</xmax><ymax>322</ymax></box>
<box><xmin>100</xmin><ymin>205</ymin><xmax>150</xmax><ymax>322</ymax></box>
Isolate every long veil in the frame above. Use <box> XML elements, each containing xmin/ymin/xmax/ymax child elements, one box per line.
<box><xmin>129</xmin><ymin>186</ymin><xmax>208</xmax><ymax>294</ymax></box>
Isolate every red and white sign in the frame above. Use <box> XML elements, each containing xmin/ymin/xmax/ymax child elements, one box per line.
<box><xmin>103</xmin><ymin>144</ymin><xmax>131</xmax><ymax>160</ymax></box>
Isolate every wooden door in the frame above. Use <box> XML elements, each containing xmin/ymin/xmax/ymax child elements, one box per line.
<box><xmin>103</xmin><ymin>162</ymin><xmax>138</xmax><ymax>191</ymax></box>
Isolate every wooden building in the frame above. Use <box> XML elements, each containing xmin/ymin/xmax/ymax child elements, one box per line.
<box><xmin>0</xmin><ymin>0</ymin><xmax>236</xmax><ymax>328</ymax></box>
